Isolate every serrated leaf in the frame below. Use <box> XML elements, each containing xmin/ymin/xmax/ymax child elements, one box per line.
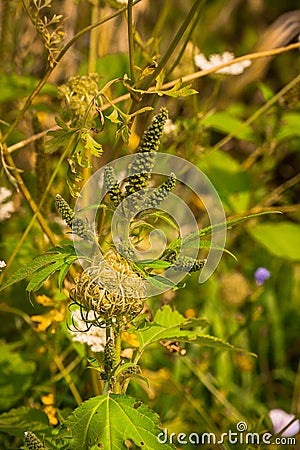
<box><xmin>0</xmin><ymin>407</ymin><xmax>50</xmax><ymax>438</ymax></box>
<box><xmin>26</xmin><ymin>260</ymin><xmax>65</xmax><ymax>292</ymax></box>
<box><xmin>158</xmin><ymin>83</ymin><xmax>198</xmax><ymax>98</ymax></box>
<box><xmin>135</xmin><ymin>305</ymin><xmax>252</xmax><ymax>356</ymax></box>
<box><xmin>147</xmin><ymin>275</ymin><xmax>176</xmax><ymax>290</ymax></box>
<box><xmin>55</xmin><ymin>116</ymin><xmax>70</xmax><ymax>131</ymax></box>
<box><xmin>0</xmin><ymin>253</ymin><xmax>65</xmax><ymax>292</ymax></box>
<box><xmin>65</xmin><ymin>394</ymin><xmax>175</xmax><ymax>450</ymax></box>
<box><xmin>45</xmin><ymin>128</ymin><xmax>74</xmax><ymax>154</ymax></box>
<box><xmin>81</xmin><ymin>131</ymin><xmax>103</xmax><ymax>157</ymax></box>
<box><xmin>58</xmin><ymin>259</ymin><xmax>76</xmax><ymax>290</ymax></box>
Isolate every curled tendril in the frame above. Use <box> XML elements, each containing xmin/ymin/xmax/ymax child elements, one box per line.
<box><xmin>69</xmin><ymin>250</ymin><xmax>146</xmax><ymax>328</ymax></box>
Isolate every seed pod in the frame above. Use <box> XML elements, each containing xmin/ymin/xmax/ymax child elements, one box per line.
<box><xmin>143</xmin><ymin>173</ymin><xmax>176</xmax><ymax>209</ymax></box>
<box><xmin>24</xmin><ymin>431</ymin><xmax>45</xmax><ymax>450</ymax></box>
<box><xmin>104</xmin><ymin>166</ymin><xmax>122</xmax><ymax>207</ymax></box>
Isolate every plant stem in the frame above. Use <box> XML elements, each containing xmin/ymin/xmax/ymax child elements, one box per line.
<box><xmin>139</xmin><ymin>0</ymin><xmax>203</xmax><ymax>90</ymax></box>
<box><xmin>127</xmin><ymin>0</ymin><xmax>135</xmax><ymax>84</ymax></box>
<box><xmin>88</xmin><ymin>0</ymin><xmax>100</xmax><ymax>73</ymax></box>
<box><xmin>114</xmin><ymin>327</ymin><xmax>121</xmax><ymax>394</ymax></box>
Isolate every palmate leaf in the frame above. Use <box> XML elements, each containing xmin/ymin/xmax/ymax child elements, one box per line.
<box><xmin>65</xmin><ymin>394</ymin><xmax>175</xmax><ymax>450</ymax></box>
<box><xmin>135</xmin><ymin>306</ymin><xmax>254</xmax><ymax>357</ymax></box>
<box><xmin>0</xmin><ymin>245</ymin><xmax>78</xmax><ymax>292</ymax></box>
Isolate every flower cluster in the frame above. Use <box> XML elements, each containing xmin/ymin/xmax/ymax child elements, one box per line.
<box><xmin>125</xmin><ymin>108</ymin><xmax>169</xmax><ymax>196</ymax></box>
<box><xmin>57</xmin><ymin>73</ymin><xmax>99</xmax><ymax>126</ymax></box>
<box><xmin>23</xmin><ymin>431</ymin><xmax>45</xmax><ymax>450</ymax></box>
<box><xmin>194</xmin><ymin>51</ymin><xmax>251</xmax><ymax>75</ymax></box>
<box><xmin>143</xmin><ymin>173</ymin><xmax>176</xmax><ymax>210</ymax></box>
<box><xmin>104</xmin><ymin>166</ymin><xmax>122</xmax><ymax>207</ymax></box>
<box><xmin>0</xmin><ymin>187</ymin><xmax>15</xmax><ymax>221</ymax></box>
<box><xmin>254</xmin><ymin>267</ymin><xmax>270</xmax><ymax>286</ymax></box>
<box><xmin>69</xmin><ymin>308</ymin><xmax>106</xmax><ymax>352</ymax></box>
<box><xmin>55</xmin><ymin>194</ymin><xmax>95</xmax><ymax>242</ymax></box>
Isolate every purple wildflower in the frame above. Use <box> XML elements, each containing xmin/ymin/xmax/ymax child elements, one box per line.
<box><xmin>269</xmin><ymin>409</ymin><xmax>300</xmax><ymax>437</ymax></box>
<box><xmin>254</xmin><ymin>267</ymin><xmax>270</xmax><ymax>286</ymax></box>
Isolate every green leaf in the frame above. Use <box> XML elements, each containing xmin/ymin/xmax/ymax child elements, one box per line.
<box><xmin>45</xmin><ymin>128</ymin><xmax>75</xmax><ymax>154</ymax></box>
<box><xmin>26</xmin><ymin>260</ymin><xmax>66</xmax><ymax>292</ymax></box>
<box><xmin>136</xmin><ymin>260</ymin><xmax>171</xmax><ymax>269</ymax></box>
<box><xmin>147</xmin><ymin>275</ymin><xmax>176</xmax><ymax>290</ymax></box>
<box><xmin>249</xmin><ymin>221</ymin><xmax>300</xmax><ymax>261</ymax></box>
<box><xmin>202</xmin><ymin>111</ymin><xmax>256</xmax><ymax>141</ymax></box>
<box><xmin>276</xmin><ymin>112</ymin><xmax>300</xmax><ymax>141</ymax></box>
<box><xmin>0</xmin><ymin>246</ymin><xmax>78</xmax><ymax>292</ymax></box>
<box><xmin>106</xmin><ymin>109</ymin><xmax>121</xmax><ymax>124</ymax></box>
<box><xmin>168</xmin><ymin>211</ymin><xmax>281</xmax><ymax>255</ymax></box>
<box><xmin>58</xmin><ymin>259</ymin><xmax>76</xmax><ymax>290</ymax></box>
<box><xmin>65</xmin><ymin>393</ymin><xmax>175</xmax><ymax>450</ymax></box>
<box><xmin>0</xmin><ymin>253</ymin><xmax>65</xmax><ymax>292</ymax></box>
<box><xmin>158</xmin><ymin>82</ymin><xmax>198</xmax><ymax>98</ymax></box>
<box><xmin>0</xmin><ymin>407</ymin><xmax>50</xmax><ymax>438</ymax></box>
<box><xmin>135</xmin><ymin>306</ymin><xmax>248</xmax><ymax>357</ymax></box>
<box><xmin>197</xmin><ymin>150</ymin><xmax>252</xmax><ymax>212</ymax></box>
<box><xmin>0</xmin><ymin>344</ymin><xmax>36</xmax><ymax>412</ymax></box>
<box><xmin>81</xmin><ymin>130</ymin><xmax>103</xmax><ymax>157</ymax></box>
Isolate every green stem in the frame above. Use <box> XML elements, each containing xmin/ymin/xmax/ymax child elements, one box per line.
<box><xmin>127</xmin><ymin>0</ymin><xmax>135</xmax><ymax>84</ymax></box>
<box><xmin>88</xmin><ymin>0</ymin><xmax>100</xmax><ymax>73</ymax></box>
<box><xmin>114</xmin><ymin>327</ymin><xmax>121</xmax><ymax>394</ymax></box>
<box><xmin>166</xmin><ymin>0</ymin><xmax>206</xmax><ymax>78</ymax></box>
<box><xmin>139</xmin><ymin>0</ymin><xmax>203</xmax><ymax>90</ymax></box>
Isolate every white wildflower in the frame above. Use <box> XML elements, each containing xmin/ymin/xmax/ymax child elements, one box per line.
<box><xmin>164</xmin><ymin>119</ymin><xmax>177</xmax><ymax>137</ymax></box>
<box><xmin>194</xmin><ymin>51</ymin><xmax>251</xmax><ymax>75</ymax></box>
<box><xmin>0</xmin><ymin>260</ymin><xmax>6</xmax><ymax>271</ymax></box>
<box><xmin>0</xmin><ymin>187</ymin><xmax>15</xmax><ymax>221</ymax></box>
<box><xmin>116</xmin><ymin>0</ymin><xmax>128</xmax><ymax>4</ymax></box>
<box><xmin>69</xmin><ymin>309</ymin><xmax>106</xmax><ymax>352</ymax></box>
<box><xmin>269</xmin><ymin>409</ymin><xmax>300</xmax><ymax>437</ymax></box>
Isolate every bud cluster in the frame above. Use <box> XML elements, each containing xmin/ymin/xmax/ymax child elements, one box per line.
<box><xmin>55</xmin><ymin>194</ymin><xmax>95</xmax><ymax>242</ymax></box>
<box><xmin>24</xmin><ymin>431</ymin><xmax>45</xmax><ymax>450</ymax></box>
